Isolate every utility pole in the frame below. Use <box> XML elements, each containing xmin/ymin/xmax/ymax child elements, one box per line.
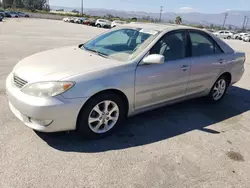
<box><xmin>159</xmin><ymin>6</ymin><xmax>163</xmax><ymax>22</ymax></box>
<box><xmin>242</xmin><ymin>16</ymin><xmax>247</xmax><ymax>31</ymax></box>
<box><xmin>244</xmin><ymin>17</ymin><xmax>249</xmax><ymax>30</ymax></box>
<box><xmin>222</xmin><ymin>12</ymin><xmax>228</xmax><ymax>29</ymax></box>
<box><xmin>81</xmin><ymin>0</ymin><xmax>83</xmax><ymax>16</ymax></box>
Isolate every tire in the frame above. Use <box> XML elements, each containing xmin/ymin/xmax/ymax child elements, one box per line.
<box><xmin>96</xmin><ymin>24</ymin><xmax>101</xmax><ymax>28</ymax></box>
<box><xmin>227</xmin><ymin>36</ymin><xmax>231</xmax><ymax>39</ymax></box>
<box><xmin>77</xmin><ymin>93</ymin><xmax>126</xmax><ymax>139</ymax></box>
<box><xmin>207</xmin><ymin>76</ymin><xmax>229</xmax><ymax>102</ymax></box>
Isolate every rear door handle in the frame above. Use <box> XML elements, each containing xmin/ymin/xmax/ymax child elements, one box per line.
<box><xmin>218</xmin><ymin>59</ymin><xmax>226</xmax><ymax>64</ymax></box>
<box><xmin>181</xmin><ymin>65</ymin><xmax>189</xmax><ymax>71</ymax></box>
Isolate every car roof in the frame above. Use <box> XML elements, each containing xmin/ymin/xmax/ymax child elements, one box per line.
<box><xmin>119</xmin><ymin>22</ymin><xmax>234</xmax><ymax>54</ymax></box>
<box><xmin>122</xmin><ymin>22</ymin><xmax>204</xmax><ymax>33</ymax></box>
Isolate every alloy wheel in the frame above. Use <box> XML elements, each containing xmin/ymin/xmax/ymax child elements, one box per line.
<box><xmin>88</xmin><ymin>100</ymin><xmax>119</xmax><ymax>134</ymax></box>
<box><xmin>212</xmin><ymin>79</ymin><xmax>226</xmax><ymax>100</ymax></box>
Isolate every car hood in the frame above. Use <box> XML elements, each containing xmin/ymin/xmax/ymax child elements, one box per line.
<box><xmin>13</xmin><ymin>46</ymin><xmax>123</xmax><ymax>82</ymax></box>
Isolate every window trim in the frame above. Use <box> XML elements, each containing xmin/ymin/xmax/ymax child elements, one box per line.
<box><xmin>187</xmin><ymin>29</ymin><xmax>224</xmax><ymax>57</ymax></box>
<box><xmin>149</xmin><ymin>29</ymin><xmax>189</xmax><ymax>61</ymax></box>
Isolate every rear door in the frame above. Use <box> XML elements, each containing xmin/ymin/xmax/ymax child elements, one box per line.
<box><xmin>185</xmin><ymin>30</ymin><xmax>229</xmax><ymax>96</ymax></box>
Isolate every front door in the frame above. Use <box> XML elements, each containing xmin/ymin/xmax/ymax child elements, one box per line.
<box><xmin>135</xmin><ymin>30</ymin><xmax>191</xmax><ymax>110</ymax></box>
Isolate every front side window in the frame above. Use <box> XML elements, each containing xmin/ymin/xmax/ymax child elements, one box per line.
<box><xmin>150</xmin><ymin>31</ymin><xmax>187</xmax><ymax>61</ymax></box>
<box><xmin>189</xmin><ymin>31</ymin><xmax>222</xmax><ymax>57</ymax></box>
<box><xmin>82</xmin><ymin>28</ymin><xmax>158</xmax><ymax>61</ymax></box>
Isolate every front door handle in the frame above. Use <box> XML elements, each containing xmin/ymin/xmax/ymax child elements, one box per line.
<box><xmin>181</xmin><ymin>65</ymin><xmax>189</xmax><ymax>71</ymax></box>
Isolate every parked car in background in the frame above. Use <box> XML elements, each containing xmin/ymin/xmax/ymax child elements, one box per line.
<box><xmin>17</xmin><ymin>12</ymin><xmax>29</xmax><ymax>17</ymax></box>
<box><xmin>70</xmin><ymin>17</ymin><xmax>78</xmax><ymax>23</ymax></box>
<box><xmin>213</xmin><ymin>30</ymin><xmax>235</xmax><ymax>39</ymax></box>
<box><xmin>0</xmin><ymin>9</ymin><xmax>5</xmax><ymax>17</ymax></box>
<box><xmin>95</xmin><ymin>19</ymin><xmax>111</xmax><ymax>28</ymax></box>
<box><xmin>243</xmin><ymin>34</ymin><xmax>250</xmax><ymax>42</ymax></box>
<box><xmin>4</xmin><ymin>11</ymin><xmax>12</xmax><ymax>17</ymax></box>
<box><xmin>74</xmin><ymin>17</ymin><xmax>86</xmax><ymax>24</ymax></box>
<box><xmin>6</xmin><ymin>24</ymin><xmax>245</xmax><ymax>139</ymax></box>
<box><xmin>111</xmin><ymin>20</ymin><xmax>127</xmax><ymax>28</ymax></box>
<box><xmin>83</xmin><ymin>18</ymin><xmax>96</xmax><ymax>26</ymax></box>
<box><xmin>9</xmin><ymin>11</ymin><xmax>19</xmax><ymax>18</ymax></box>
<box><xmin>0</xmin><ymin>12</ymin><xmax>5</xmax><ymax>18</ymax></box>
<box><xmin>63</xmin><ymin>17</ymin><xmax>71</xmax><ymax>22</ymax></box>
<box><xmin>238</xmin><ymin>33</ymin><xmax>249</xmax><ymax>40</ymax></box>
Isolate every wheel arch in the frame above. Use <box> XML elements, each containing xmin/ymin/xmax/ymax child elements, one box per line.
<box><xmin>219</xmin><ymin>72</ymin><xmax>232</xmax><ymax>86</ymax></box>
<box><xmin>76</xmin><ymin>89</ymin><xmax>130</xmax><ymax>129</ymax></box>
<box><xmin>208</xmin><ymin>72</ymin><xmax>232</xmax><ymax>94</ymax></box>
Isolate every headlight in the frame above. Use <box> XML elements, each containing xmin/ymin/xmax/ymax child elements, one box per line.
<box><xmin>21</xmin><ymin>81</ymin><xmax>75</xmax><ymax>97</ymax></box>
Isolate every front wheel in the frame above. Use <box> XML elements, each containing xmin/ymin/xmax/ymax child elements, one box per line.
<box><xmin>227</xmin><ymin>36</ymin><xmax>231</xmax><ymax>39</ymax></box>
<box><xmin>77</xmin><ymin>93</ymin><xmax>126</xmax><ymax>139</ymax></box>
<box><xmin>208</xmin><ymin>76</ymin><xmax>229</xmax><ymax>102</ymax></box>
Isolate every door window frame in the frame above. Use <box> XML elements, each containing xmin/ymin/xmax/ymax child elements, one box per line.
<box><xmin>187</xmin><ymin>29</ymin><xmax>224</xmax><ymax>57</ymax></box>
<box><xmin>148</xmin><ymin>29</ymin><xmax>190</xmax><ymax>61</ymax></box>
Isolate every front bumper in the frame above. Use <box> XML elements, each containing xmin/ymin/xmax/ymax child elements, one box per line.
<box><xmin>6</xmin><ymin>73</ymin><xmax>88</xmax><ymax>132</ymax></box>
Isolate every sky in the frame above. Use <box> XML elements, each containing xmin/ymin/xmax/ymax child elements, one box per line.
<box><xmin>49</xmin><ymin>0</ymin><xmax>250</xmax><ymax>13</ymax></box>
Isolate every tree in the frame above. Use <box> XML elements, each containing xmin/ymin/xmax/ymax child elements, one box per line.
<box><xmin>175</xmin><ymin>16</ymin><xmax>182</xmax><ymax>24</ymax></box>
<box><xmin>142</xmin><ymin>16</ymin><xmax>151</xmax><ymax>21</ymax></box>
<box><xmin>106</xmin><ymin>14</ymin><xmax>114</xmax><ymax>18</ymax></box>
<box><xmin>196</xmin><ymin>24</ymin><xmax>204</xmax><ymax>29</ymax></box>
<box><xmin>131</xmin><ymin>17</ymin><xmax>137</xmax><ymax>22</ymax></box>
<box><xmin>72</xmin><ymin>9</ymin><xmax>80</xmax><ymax>14</ymax></box>
<box><xmin>3</xmin><ymin>0</ymin><xmax>14</xmax><ymax>8</ymax></box>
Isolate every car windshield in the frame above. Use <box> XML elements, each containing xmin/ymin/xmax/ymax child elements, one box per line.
<box><xmin>82</xmin><ymin>28</ymin><xmax>159</xmax><ymax>61</ymax></box>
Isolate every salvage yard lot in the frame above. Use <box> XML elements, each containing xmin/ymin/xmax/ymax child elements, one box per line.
<box><xmin>0</xmin><ymin>19</ymin><xmax>250</xmax><ymax>188</ymax></box>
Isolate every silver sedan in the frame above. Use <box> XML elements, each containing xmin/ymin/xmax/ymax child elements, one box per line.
<box><xmin>6</xmin><ymin>23</ymin><xmax>245</xmax><ymax>139</ymax></box>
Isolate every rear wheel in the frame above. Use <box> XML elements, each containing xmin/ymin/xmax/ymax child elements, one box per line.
<box><xmin>208</xmin><ymin>76</ymin><xmax>229</xmax><ymax>102</ymax></box>
<box><xmin>97</xmin><ymin>24</ymin><xmax>101</xmax><ymax>28</ymax></box>
<box><xmin>227</xmin><ymin>36</ymin><xmax>231</xmax><ymax>39</ymax></box>
<box><xmin>77</xmin><ymin>93</ymin><xmax>126</xmax><ymax>139</ymax></box>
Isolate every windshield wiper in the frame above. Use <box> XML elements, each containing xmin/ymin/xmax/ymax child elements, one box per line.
<box><xmin>83</xmin><ymin>46</ymin><xmax>108</xmax><ymax>58</ymax></box>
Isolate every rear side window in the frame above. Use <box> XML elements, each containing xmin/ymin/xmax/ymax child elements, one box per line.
<box><xmin>189</xmin><ymin>31</ymin><xmax>223</xmax><ymax>57</ymax></box>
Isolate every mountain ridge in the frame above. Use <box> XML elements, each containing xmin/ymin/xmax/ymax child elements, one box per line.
<box><xmin>51</xmin><ymin>6</ymin><xmax>250</xmax><ymax>28</ymax></box>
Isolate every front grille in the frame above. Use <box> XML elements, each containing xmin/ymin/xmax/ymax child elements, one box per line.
<box><xmin>13</xmin><ymin>74</ymin><xmax>28</xmax><ymax>88</ymax></box>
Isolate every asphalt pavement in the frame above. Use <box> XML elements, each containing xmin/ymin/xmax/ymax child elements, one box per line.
<box><xmin>0</xmin><ymin>19</ymin><xmax>250</xmax><ymax>188</ymax></box>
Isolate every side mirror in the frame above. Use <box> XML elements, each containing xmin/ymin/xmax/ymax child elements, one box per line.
<box><xmin>142</xmin><ymin>54</ymin><xmax>165</xmax><ymax>65</ymax></box>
